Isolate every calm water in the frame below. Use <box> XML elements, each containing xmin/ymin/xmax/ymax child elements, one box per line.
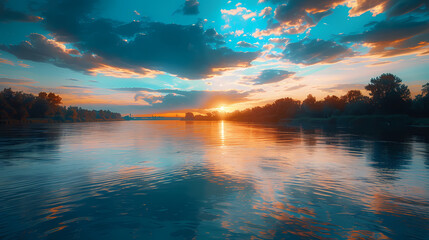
<box><xmin>0</xmin><ymin>121</ymin><xmax>428</xmax><ymax>239</ymax></box>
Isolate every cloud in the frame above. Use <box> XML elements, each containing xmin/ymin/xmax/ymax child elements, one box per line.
<box><xmin>282</xmin><ymin>38</ymin><xmax>355</xmax><ymax>65</ymax></box>
<box><xmin>347</xmin><ymin>0</ymin><xmax>428</xmax><ymax>17</ymax></box>
<box><xmin>110</xmin><ymin>88</ymin><xmax>261</xmax><ymax>113</ymax></box>
<box><xmin>259</xmin><ymin>7</ymin><xmax>272</xmax><ymax>18</ymax></box>
<box><xmin>66</xmin><ymin>78</ymin><xmax>80</xmax><ymax>82</ymax></box>
<box><xmin>257</xmin><ymin>0</ymin><xmax>343</xmax><ymax>34</ymax></box>
<box><xmin>204</xmin><ymin>28</ymin><xmax>226</xmax><ymax>45</ymax></box>
<box><xmin>0</xmin><ymin>77</ymin><xmax>37</xmax><ymax>85</ymax></box>
<box><xmin>242</xmin><ymin>69</ymin><xmax>295</xmax><ymax>85</ymax></box>
<box><xmin>285</xmin><ymin>84</ymin><xmax>306</xmax><ymax>91</ymax></box>
<box><xmin>340</xmin><ymin>18</ymin><xmax>429</xmax><ymax>57</ymax></box>
<box><xmin>175</xmin><ymin>0</ymin><xmax>200</xmax><ymax>15</ymax></box>
<box><xmin>237</xmin><ymin>41</ymin><xmax>257</xmax><ymax>48</ymax></box>
<box><xmin>0</xmin><ymin>33</ymin><xmax>158</xmax><ymax>78</ymax></box>
<box><xmin>269</xmin><ymin>38</ymin><xmax>289</xmax><ymax>44</ymax></box>
<box><xmin>368</xmin><ymin>61</ymin><xmax>392</xmax><ymax>67</ymax></box>
<box><xmin>221</xmin><ymin>6</ymin><xmax>248</xmax><ymax>16</ymax></box>
<box><xmin>319</xmin><ymin>83</ymin><xmax>365</xmax><ymax>93</ymax></box>
<box><xmin>257</xmin><ymin>0</ymin><xmax>427</xmax><ymax>36</ymax></box>
<box><xmin>0</xmin><ymin>57</ymin><xmax>14</xmax><ymax>66</ymax></box>
<box><xmin>274</xmin><ymin>1</ymin><xmax>337</xmax><ymax>31</ymax></box>
<box><xmin>243</xmin><ymin>11</ymin><xmax>257</xmax><ymax>20</ymax></box>
<box><xmin>3</xmin><ymin>0</ymin><xmax>259</xmax><ymax>80</ymax></box>
<box><xmin>61</xmin><ymin>85</ymin><xmax>93</xmax><ymax>89</ymax></box>
<box><xmin>234</xmin><ymin>30</ymin><xmax>244</xmax><ymax>36</ymax></box>
<box><xmin>1</xmin><ymin>33</ymin><xmax>97</xmax><ymax>72</ymax></box>
<box><xmin>0</xmin><ymin>0</ymin><xmax>43</xmax><ymax>23</ymax></box>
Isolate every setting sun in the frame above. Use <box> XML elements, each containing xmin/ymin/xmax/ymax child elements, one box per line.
<box><xmin>219</xmin><ymin>106</ymin><xmax>225</xmax><ymax>111</ymax></box>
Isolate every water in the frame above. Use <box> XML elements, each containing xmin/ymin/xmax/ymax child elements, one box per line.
<box><xmin>0</xmin><ymin>121</ymin><xmax>428</xmax><ymax>239</ymax></box>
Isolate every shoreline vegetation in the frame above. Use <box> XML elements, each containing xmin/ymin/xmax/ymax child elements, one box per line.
<box><xmin>183</xmin><ymin>73</ymin><xmax>429</xmax><ymax>128</ymax></box>
<box><xmin>1</xmin><ymin>73</ymin><xmax>428</xmax><ymax>127</ymax></box>
<box><xmin>0</xmin><ymin>88</ymin><xmax>122</xmax><ymax>124</ymax></box>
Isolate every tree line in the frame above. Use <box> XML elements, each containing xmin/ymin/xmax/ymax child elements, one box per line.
<box><xmin>189</xmin><ymin>73</ymin><xmax>429</xmax><ymax>122</ymax></box>
<box><xmin>0</xmin><ymin>88</ymin><xmax>122</xmax><ymax>122</ymax></box>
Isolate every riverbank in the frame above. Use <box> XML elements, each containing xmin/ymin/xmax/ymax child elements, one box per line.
<box><xmin>281</xmin><ymin>115</ymin><xmax>429</xmax><ymax>128</ymax></box>
<box><xmin>0</xmin><ymin>118</ymin><xmax>124</xmax><ymax>125</ymax></box>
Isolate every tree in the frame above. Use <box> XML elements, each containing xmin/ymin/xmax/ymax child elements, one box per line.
<box><xmin>65</xmin><ymin>107</ymin><xmax>78</xmax><ymax>121</ymax></box>
<box><xmin>184</xmin><ymin>112</ymin><xmax>194</xmax><ymax>120</ymax></box>
<box><xmin>301</xmin><ymin>94</ymin><xmax>323</xmax><ymax>117</ymax></box>
<box><xmin>303</xmin><ymin>94</ymin><xmax>316</xmax><ymax>106</ymax></box>
<box><xmin>322</xmin><ymin>95</ymin><xmax>345</xmax><ymax>117</ymax></box>
<box><xmin>0</xmin><ymin>88</ymin><xmax>122</xmax><ymax>122</ymax></box>
<box><xmin>47</xmin><ymin>93</ymin><xmax>62</xmax><ymax>105</ymax></box>
<box><xmin>340</xmin><ymin>90</ymin><xmax>371</xmax><ymax>115</ymax></box>
<box><xmin>341</xmin><ymin>90</ymin><xmax>365</xmax><ymax>103</ymax></box>
<box><xmin>365</xmin><ymin>73</ymin><xmax>411</xmax><ymax>113</ymax></box>
<box><xmin>412</xmin><ymin>83</ymin><xmax>429</xmax><ymax>117</ymax></box>
<box><xmin>422</xmin><ymin>83</ymin><xmax>429</xmax><ymax>97</ymax></box>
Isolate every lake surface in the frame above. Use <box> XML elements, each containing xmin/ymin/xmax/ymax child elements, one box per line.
<box><xmin>0</xmin><ymin>121</ymin><xmax>428</xmax><ymax>239</ymax></box>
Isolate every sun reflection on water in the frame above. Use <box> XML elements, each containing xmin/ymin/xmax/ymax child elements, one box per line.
<box><xmin>0</xmin><ymin>121</ymin><xmax>428</xmax><ymax>239</ymax></box>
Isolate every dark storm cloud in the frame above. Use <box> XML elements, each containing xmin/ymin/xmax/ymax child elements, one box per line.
<box><xmin>174</xmin><ymin>0</ymin><xmax>200</xmax><ymax>15</ymax></box>
<box><xmin>282</xmin><ymin>39</ymin><xmax>355</xmax><ymax>65</ymax></box>
<box><xmin>243</xmin><ymin>69</ymin><xmax>295</xmax><ymax>85</ymax></box>
<box><xmin>340</xmin><ymin>17</ymin><xmax>429</xmax><ymax>57</ymax></box>
<box><xmin>0</xmin><ymin>0</ymin><xmax>42</xmax><ymax>22</ymax></box>
<box><xmin>111</xmin><ymin>87</ymin><xmax>262</xmax><ymax>113</ymax></box>
<box><xmin>3</xmin><ymin>0</ymin><xmax>259</xmax><ymax>80</ymax></box>
<box><xmin>237</xmin><ymin>41</ymin><xmax>257</xmax><ymax>48</ymax></box>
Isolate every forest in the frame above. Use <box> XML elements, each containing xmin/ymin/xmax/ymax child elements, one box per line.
<box><xmin>191</xmin><ymin>73</ymin><xmax>429</xmax><ymax>123</ymax></box>
<box><xmin>0</xmin><ymin>88</ymin><xmax>122</xmax><ymax>122</ymax></box>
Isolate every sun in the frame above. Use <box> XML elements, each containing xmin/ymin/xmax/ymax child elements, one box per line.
<box><xmin>219</xmin><ymin>106</ymin><xmax>225</xmax><ymax>111</ymax></box>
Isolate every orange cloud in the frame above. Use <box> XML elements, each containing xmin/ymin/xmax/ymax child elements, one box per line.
<box><xmin>89</xmin><ymin>64</ymin><xmax>162</xmax><ymax>79</ymax></box>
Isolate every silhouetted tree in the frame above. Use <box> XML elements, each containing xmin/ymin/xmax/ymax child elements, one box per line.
<box><xmin>365</xmin><ymin>73</ymin><xmax>411</xmax><ymax>114</ymax></box>
<box><xmin>184</xmin><ymin>112</ymin><xmax>195</xmax><ymax>120</ymax></box>
<box><xmin>301</xmin><ymin>94</ymin><xmax>323</xmax><ymax>117</ymax></box>
<box><xmin>0</xmin><ymin>88</ymin><xmax>122</xmax><ymax>122</ymax></box>
<box><xmin>223</xmin><ymin>73</ymin><xmax>426</xmax><ymax>122</ymax></box>
<box><xmin>341</xmin><ymin>90</ymin><xmax>371</xmax><ymax>115</ymax></box>
<box><xmin>341</xmin><ymin>90</ymin><xmax>365</xmax><ymax>103</ymax></box>
<box><xmin>412</xmin><ymin>83</ymin><xmax>429</xmax><ymax>117</ymax></box>
<box><xmin>322</xmin><ymin>95</ymin><xmax>345</xmax><ymax>117</ymax></box>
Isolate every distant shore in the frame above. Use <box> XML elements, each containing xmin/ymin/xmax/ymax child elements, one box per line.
<box><xmin>0</xmin><ymin>118</ymin><xmax>124</xmax><ymax>125</ymax></box>
<box><xmin>280</xmin><ymin>115</ymin><xmax>429</xmax><ymax>128</ymax></box>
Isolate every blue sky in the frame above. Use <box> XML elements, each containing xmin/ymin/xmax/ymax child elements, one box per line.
<box><xmin>0</xmin><ymin>0</ymin><xmax>428</xmax><ymax>115</ymax></box>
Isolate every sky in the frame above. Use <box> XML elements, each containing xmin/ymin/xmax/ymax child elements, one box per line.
<box><xmin>0</xmin><ymin>0</ymin><xmax>428</xmax><ymax>116</ymax></box>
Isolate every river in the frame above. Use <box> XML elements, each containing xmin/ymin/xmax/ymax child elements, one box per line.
<box><xmin>0</xmin><ymin>121</ymin><xmax>428</xmax><ymax>239</ymax></box>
